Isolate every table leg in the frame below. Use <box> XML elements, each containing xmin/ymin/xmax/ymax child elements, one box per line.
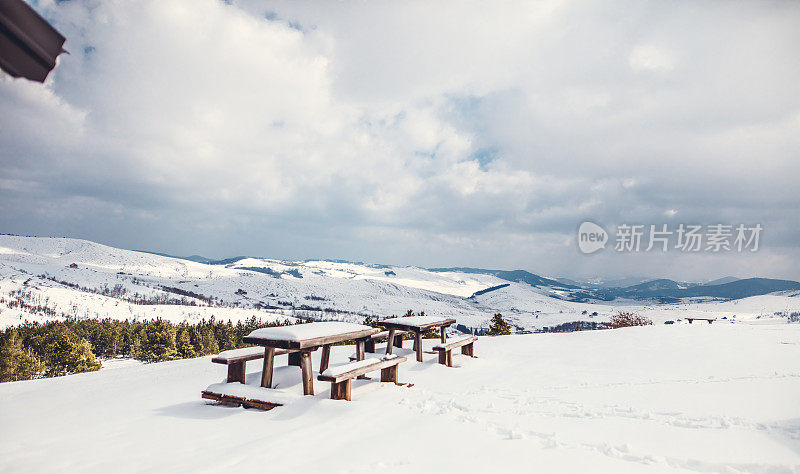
<box><xmin>385</xmin><ymin>329</ymin><xmax>396</xmax><ymax>355</ymax></box>
<box><xmin>300</xmin><ymin>351</ymin><xmax>314</xmax><ymax>396</ymax></box>
<box><xmin>415</xmin><ymin>330</ymin><xmax>423</xmax><ymax>362</ymax></box>
<box><xmin>356</xmin><ymin>340</ymin><xmax>365</xmax><ymax>361</ymax></box>
<box><xmin>261</xmin><ymin>347</ymin><xmax>275</xmax><ymax>388</ymax></box>
<box><xmin>319</xmin><ymin>344</ymin><xmax>331</xmax><ymax>374</ymax></box>
<box><xmin>288</xmin><ymin>351</ymin><xmax>302</xmax><ymax>367</ymax></box>
<box><xmin>440</xmin><ymin>326</ymin><xmax>446</xmax><ymax>343</ymax></box>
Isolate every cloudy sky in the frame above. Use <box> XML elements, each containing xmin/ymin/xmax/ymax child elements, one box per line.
<box><xmin>1</xmin><ymin>0</ymin><xmax>799</xmax><ymax>281</ymax></box>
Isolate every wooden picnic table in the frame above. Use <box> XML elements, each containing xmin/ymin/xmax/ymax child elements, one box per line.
<box><xmin>379</xmin><ymin>316</ymin><xmax>457</xmax><ymax>362</ymax></box>
<box><xmin>242</xmin><ymin>322</ymin><xmax>379</xmax><ymax>396</ymax></box>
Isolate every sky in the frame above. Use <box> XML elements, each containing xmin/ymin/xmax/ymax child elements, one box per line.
<box><xmin>1</xmin><ymin>0</ymin><xmax>799</xmax><ymax>282</ymax></box>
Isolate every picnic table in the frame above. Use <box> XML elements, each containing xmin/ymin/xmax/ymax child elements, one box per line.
<box><xmin>242</xmin><ymin>322</ymin><xmax>379</xmax><ymax>396</ymax></box>
<box><xmin>379</xmin><ymin>316</ymin><xmax>457</xmax><ymax>362</ymax></box>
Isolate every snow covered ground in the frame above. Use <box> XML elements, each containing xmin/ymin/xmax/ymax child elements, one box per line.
<box><xmin>1</xmin><ymin>323</ymin><xmax>798</xmax><ymax>472</ymax></box>
<box><xmin>2</xmin><ymin>236</ymin><xmax>799</xmax><ymax>332</ymax></box>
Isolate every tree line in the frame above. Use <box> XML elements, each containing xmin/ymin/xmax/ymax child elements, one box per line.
<box><xmin>0</xmin><ymin>316</ymin><xmax>292</xmax><ymax>383</ymax></box>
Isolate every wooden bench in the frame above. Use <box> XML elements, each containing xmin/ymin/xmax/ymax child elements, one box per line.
<box><xmin>432</xmin><ymin>336</ymin><xmax>477</xmax><ymax>367</ymax></box>
<box><xmin>201</xmin><ymin>390</ymin><xmax>282</xmax><ymax>411</ymax></box>
<box><xmin>317</xmin><ymin>356</ymin><xmax>407</xmax><ymax>401</ymax></box>
<box><xmin>212</xmin><ymin>346</ymin><xmax>299</xmax><ymax>383</ymax></box>
<box><xmin>686</xmin><ymin>318</ymin><xmax>716</xmax><ymax>324</ymax></box>
<box><xmin>365</xmin><ymin>329</ymin><xmax>408</xmax><ymax>353</ymax></box>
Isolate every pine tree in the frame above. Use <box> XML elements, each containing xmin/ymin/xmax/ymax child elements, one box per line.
<box><xmin>214</xmin><ymin>321</ymin><xmax>235</xmax><ymax>351</ymax></box>
<box><xmin>68</xmin><ymin>339</ymin><xmax>101</xmax><ymax>373</ymax></box>
<box><xmin>487</xmin><ymin>313</ymin><xmax>511</xmax><ymax>336</ymax></box>
<box><xmin>176</xmin><ymin>326</ymin><xmax>198</xmax><ymax>359</ymax></box>
<box><xmin>131</xmin><ymin>329</ymin><xmax>145</xmax><ymax>360</ymax></box>
<box><xmin>136</xmin><ymin>319</ymin><xmax>177</xmax><ymax>362</ymax></box>
<box><xmin>188</xmin><ymin>326</ymin><xmax>204</xmax><ymax>356</ymax></box>
<box><xmin>40</xmin><ymin>326</ymin><xmax>100</xmax><ymax>376</ymax></box>
<box><xmin>362</xmin><ymin>316</ymin><xmax>380</xmax><ymax>328</ymax></box>
<box><xmin>198</xmin><ymin>325</ymin><xmax>219</xmax><ymax>355</ymax></box>
<box><xmin>0</xmin><ymin>331</ymin><xmax>18</xmax><ymax>381</ymax></box>
<box><xmin>42</xmin><ymin>327</ymin><xmax>78</xmax><ymax>376</ymax></box>
<box><xmin>0</xmin><ymin>329</ymin><xmax>46</xmax><ymax>382</ymax></box>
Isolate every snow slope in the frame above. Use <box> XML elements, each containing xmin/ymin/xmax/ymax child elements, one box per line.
<box><xmin>1</xmin><ymin>324</ymin><xmax>798</xmax><ymax>472</ymax></box>
<box><xmin>1</xmin><ymin>236</ymin><xmax>799</xmax><ymax>332</ymax></box>
<box><xmin>229</xmin><ymin>257</ymin><xmax>507</xmax><ymax>298</ymax></box>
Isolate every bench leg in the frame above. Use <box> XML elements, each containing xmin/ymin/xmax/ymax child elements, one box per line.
<box><xmin>227</xmin><ymin>361</ymin><xmax>246</xmax><ymax>383</ymax></box>
<box><xmin>386</xmin><ymin>329</ymin><xmax>396</xmax><ymax>355</ymax></box>
<box><xmin>461</xmin><ymin>343</ymin><xmax>474</xmax><ymax>357</ymax></box>
<box><xmin>446</xmin><ymin>350</ymin><xmax>452</xmax><ymax>367</ymax></box>
<box><xmin>415</xmin><ymin>331</ymin><xmax>423</xmax><ymax>362</ymax></box>
<box><xmin>261</xmin><ymin>347</ymin><xmax>275</xmax><ymax>388</ymax></box>
<box><xmin>319</xmin><ymin>344</ymin><xmax>331</xmax><ymax>374</ymax></box>
<box><xmin>330</xmin><ymin>379</ymin><xmax>352</xmax><ymax>401</ymax></box>
<box><xmin>288</xmin><ymin>351</ymin><xmax>302</xmax><ymax>367</ymax></box>
<box><xmin>380</xmin><ymin>365</ymin><xmax>398</xmax><ymax>383</ymax></box>
<box><xmin>300</xmin><ymin>351</ymin><xmax>314</xmax><ymax>396</ymax></box>
<box><xmin>355</xmin><ymin>340</ymin><xmax>367</xmax><ymax>379</ymax></box>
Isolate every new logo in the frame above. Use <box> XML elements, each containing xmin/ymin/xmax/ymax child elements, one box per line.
<box><xmin>577</xmin><ymin>221</ymin><xmax>608</xmax><ymax>254</ymax></box>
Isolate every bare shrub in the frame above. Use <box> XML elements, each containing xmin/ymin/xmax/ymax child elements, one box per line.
<box><xmin>610</xmin><ymin>311</ymin><xmax>653</xmax><ymax>329</ymax></box>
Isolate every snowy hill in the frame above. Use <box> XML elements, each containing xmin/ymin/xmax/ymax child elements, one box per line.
<box><xmin>706</xmin><ymin>276</ymin><xmax>740</xmax><ymax>286</ymax></box>
<box><xmin>608</xmin><ymin>278</ymin><xmax>800</xmax><ymax>301</ymax></box>
<box><xmin>1</xmin><ymin>323</ymin><xmax>799</xmax><ymax>472</ymax></box>
<box><xmin>1</xmin><ymin>236</ymin><xmax>799</xmax><ymax>332</ymax></box>
<box><xmin>0</xmin><ymin>236</ymin><xmax>527</xmax><ymax>331</ymax></box>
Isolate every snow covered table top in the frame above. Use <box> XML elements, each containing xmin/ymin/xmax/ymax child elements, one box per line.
<box><xmin>380</xmin><ymin>315</ymin><xmax>457</xmax><ymax>330</ymax></box>
<box><xmin>242</xmin><ymin>321</ymin><xmax>379</xmax><ymax>349</ymax></box>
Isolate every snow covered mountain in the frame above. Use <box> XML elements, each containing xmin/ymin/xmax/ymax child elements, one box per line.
<box><xmin>140</xmin><ymin>250</ymin><xmax>800</xmax><ymax>304</ymax></box>
<box><xmin>605</xmin><ymin>277</ymin><xmax>800</xmax><ymax>302</ymax></box>
<box><xmin>1</xmin><ymin>235</ymin><xmax>799</xmax><ymax>332</ymax></box>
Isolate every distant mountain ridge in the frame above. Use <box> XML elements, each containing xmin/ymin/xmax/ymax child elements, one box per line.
<box><xmin>136</xmin><ymin>251</ymin><xmax>249</xmax><ymax>266</ymax></box>
<box><xmin>424</xmin><ymin>268</ymin><xmax>800</xmax><ymax>302</ymax></box>
<box><xmin>135</xmin><ymin>250</ymin><xmax>798</xmax><ymax>303</ymax></box>
<box><xmin>601</xmin><ymin>278</ymin><xmax>800</xmax><ymax>302</ymax></box>
<box><xmin>615</xmin><ymin>279</ymin><xmax>700</xmax><ymax>293</ymax></box>
<box><xmin>559</xmin><ymin>276</ymin><xmax>651</xmax><ymax>289</ymax></box>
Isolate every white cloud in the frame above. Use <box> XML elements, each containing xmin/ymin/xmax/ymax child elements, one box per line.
<box><xmin>629</xmin><ymin>44</ymin><xmax>678</xmax><ymax>72</ymax></box>
<box><xmin>1</xmin><ymin>0</ymin><xmax>799</xmax><ymax>281</ymax></box>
